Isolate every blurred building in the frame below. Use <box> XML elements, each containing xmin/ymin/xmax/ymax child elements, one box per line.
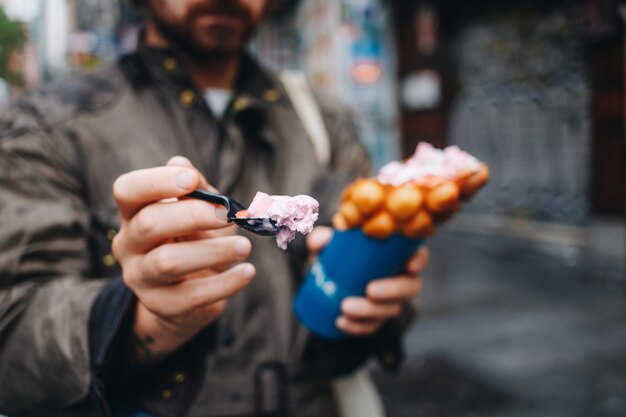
<box><xmin>259</xmin><ymin>0</ymin><xmax>625</xmax><ymax>223</ymax></box>
<box><xmin>390</xmin><ymin>0</ymin><xmax>625</xmax><ymax>223</ymax></box>
<box><xmin>1</xmin><ymin>0</ymin><xmax>623</xmax><ymax>224</ymax></box>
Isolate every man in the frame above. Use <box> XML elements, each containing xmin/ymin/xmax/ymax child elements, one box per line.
<box><xmin>0</xmin><ymin>1</ymin><xmax>427</xmax><ymax>416</ymax></box>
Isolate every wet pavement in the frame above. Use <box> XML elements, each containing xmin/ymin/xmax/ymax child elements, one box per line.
<box><xmin>373</xmin><ymin>222</ymin><xmax>626</xmax><ymax>417</ymax></box>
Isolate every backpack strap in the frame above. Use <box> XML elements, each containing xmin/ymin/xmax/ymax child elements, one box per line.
<box><xmin>279</xmin><ymin>71</ymin><xmax>331</xmax><ymax>167</ymax></box>
<box><xmin>280</xmin><ymin>71</ymin><xmax>386</xmax><ymax>417</ymax></box>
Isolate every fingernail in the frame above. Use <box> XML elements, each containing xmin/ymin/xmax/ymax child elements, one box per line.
<box><xmin>168</xmin><ymin>155</ymin><xmax>192</xmax><ymax>167</ymax></box>
<box><xmin>342</xmin><ymin>299</ymin><xmax>359</xmax><ymax>314</ymax></box>
<box><xmin>370</xmin><ymin>285</ymin><xmax>385</xmax><ymax>298</ymax></box>
<box><xmin>234</xmin><ymin>239</ymin><xmax>250</xmax><ymax>257</ymax></box>
<box><xmin>241</xmin><ymin>264</ymin><xmax>255</xmax><ymax>280</ymax></box>
<box><xmin>174</xmin><ymin>170</ymin><xmax>195</xmax><ymax>190</ymax></box>
<box><xmin>336</xmin><ymin>316</ymin><xmax>348</xmax><ymax>330</ymax></box>
<box><xmin>215</xmin><ymin>207</ymin><xmax>228</xmax><ymax>222</ymax></box>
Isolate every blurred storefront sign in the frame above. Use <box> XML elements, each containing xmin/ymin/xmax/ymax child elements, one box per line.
<box><xmin>297</xmin><ymin>0</ymin><xmax>400</xmax><ymax>168</ymax></box>
<box><xmin>351</xmin><ymin>39</ymin><xmax>383</xmax><ymax>85</ymax></box>
<box><xmin>351</xmin><ymin>60</ymin><xmax>383</xmax><ymax>85</ymax></box>
<box><xmin>401</xmin><ymin>70</ymin><xmax>441</xmax><ymax>110</ymax></box>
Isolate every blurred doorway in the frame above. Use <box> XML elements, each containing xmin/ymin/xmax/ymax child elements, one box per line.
<box><xmin>393</xmin><ymin>0</ymin><xmax>625</xmax><ymax>222</ymax></box>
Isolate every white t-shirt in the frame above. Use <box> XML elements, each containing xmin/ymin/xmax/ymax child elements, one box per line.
<box><xmin>203</xmin><ymin>88</ymin><xmax>233</xmax><ymax>119</ymax></box>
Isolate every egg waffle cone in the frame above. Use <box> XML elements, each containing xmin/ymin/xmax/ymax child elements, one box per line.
<box><xmin>332</xmin><ymin>163</ymin><xmax>489</xmax><ymax>239</ymax></box>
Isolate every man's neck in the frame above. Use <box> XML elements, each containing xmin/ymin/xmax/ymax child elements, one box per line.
<box><xmin>145</xmin><ymin>24</ymin><xmax>239</xmax><ymax>90</ymax></box>
<box><xmin>183</xmin><ymin>57</ymin><xmax>239</xmax><ymax>90</ymax></box>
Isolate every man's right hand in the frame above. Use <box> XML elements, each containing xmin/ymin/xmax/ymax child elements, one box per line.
<box><xmin>111</xmin><ymin>156</ymin><xmax>255</xmax><ymax>362</ymax></box>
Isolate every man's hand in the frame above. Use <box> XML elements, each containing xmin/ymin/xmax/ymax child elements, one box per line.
<box><xmin>112</xmin><ymin>156</ymin><xmax>256</xmax><ymax>362</ymax></box>
<box><xmin>307</xmin><ymin>227</ymin><xmax>428</xmax><ymax>337</ymax></box>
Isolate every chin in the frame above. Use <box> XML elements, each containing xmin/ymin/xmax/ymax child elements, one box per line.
<box><xmin>193</xmin><ymin>28</ymin><xmax>246</xmax><ymax>54</ymax></box>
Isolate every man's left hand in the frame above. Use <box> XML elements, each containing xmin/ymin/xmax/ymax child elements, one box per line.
<box><xmin>306</xmin><ymin>227</ymin><xmax>429</xmax><ymax>337</ymax></box>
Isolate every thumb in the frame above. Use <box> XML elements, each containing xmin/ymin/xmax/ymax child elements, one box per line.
<box><xmin>306</xmin><ymin>226</ymin><xmax>333</xmax><ymax>254</ymax></box>
<box><xmin>166</xmin><ymin>156</ymin><xmax>216</xmax><ymax>192</ymax></box>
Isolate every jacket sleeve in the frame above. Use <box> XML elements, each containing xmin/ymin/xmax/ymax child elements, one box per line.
<box><xmin>0</xmin><ymin>108</ymin><xmax>109</xmax><ymax>415</ymax></box>
<box><xmin>314</xmin><ymin>95</ymin><xmax>417</xmax><ymax>374</ymax></box>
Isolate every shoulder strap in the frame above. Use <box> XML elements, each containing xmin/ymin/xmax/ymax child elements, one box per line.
<box><xmin>279</xmin><ymin>71</ymin><xmax>331</xmax><ymax>166</ymax></box>
<box><xmin>280</xmin><ymin>71</ymin><xmax>386</xmax><ymax>417</ymax></box>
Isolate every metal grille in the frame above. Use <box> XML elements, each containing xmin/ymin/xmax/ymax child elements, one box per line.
<box><xmin>447</xmin><ymin>4</ymin><xmax>590</xmax><ymax>224</ymax></box>
<box><xmin>449</xmin><ymin>83</ymin><xmax>590</xmax><ymax>223</ymax></box>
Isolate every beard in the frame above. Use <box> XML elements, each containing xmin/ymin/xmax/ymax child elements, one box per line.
<box><xmin>149</xmin><ymin>0</ymin><xmax>257</xmax><ymax>62</ymax></box>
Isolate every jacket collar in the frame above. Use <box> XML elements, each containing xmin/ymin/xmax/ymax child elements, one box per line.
<box><xmin>130</xmin><ymin>45</ymin><xmax>289</xmax><ymax>113</ymax></box>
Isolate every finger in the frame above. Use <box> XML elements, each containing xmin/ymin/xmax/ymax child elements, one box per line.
<box><xmin>366</xmin><ymin>276</ymin><xmax>423</xmax><ymax>302</ymax></box>
<box><xmin>138</xmin><ymin>236</ymin><xmax>252</xmax><ymax>287</ymax></box>
<box><xmin>113</xmin><ymin>167</ymin><xmax>200</xmax><ymax>220</ymax></box>
<box><xmin>306</xmin><ymin>226</ymin><xmax>333</xmax><ymax>253</ymax></box>
<box><xmin>406</xmin><ymin>246</ymin><xmax>430</xmax><ymax>275</ymax></box>
<box><xmin>166</xmin><ymin>156</ymin><xmax>215</xmax><ymax>192</ymax></box>
<box><xmin>341</xmin><ymin>297</ymin><xmax>402</xmax><ymax>320</ymax></box>
<box><xmin>139</xmin><ymin>263</ymin><xmax>256</xmax><ymax>319</ymax></box>
<box><xmin>336</xmin><ymin>316</ymin><xmax>384</xmax><ymax>336</ymax></box>
<box><xmin>124</xmin><ymin>199</ymin><xmax>230</xmax><ymax>252</ymax></box>
<box><xmin>173</xmin><ymin>263</ymin><xmax>256</xmax><ymax>310</ymax></box>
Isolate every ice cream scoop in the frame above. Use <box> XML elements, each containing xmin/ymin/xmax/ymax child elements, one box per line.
<box><xmin>333</xmin><ymin>142</ymin><xmax>488</xmax><ymax>239</ymax></box>
<box><xmin>186</xmin><ymin>190</ymin><xmax>280</xmax><ymax>236</ymax></box>
<box><xmin>378</xmin><ymin>142</ymin><xmax>481</xmax><ymax>186</ymax></box>
<box><xmin>245</xmin><ymin>192</ymin><xmax>319</xmax><ymax>250</ymax></box>
<box><xmin>187</xmin><ymin>190</ymin><xmax>320</xmax><ymax>249</ymax></box>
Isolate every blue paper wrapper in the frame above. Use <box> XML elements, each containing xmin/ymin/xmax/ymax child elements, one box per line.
<box><xmin>294</xmin><ymin>229</ymin><xmax>423</xmax><ymax>340</ymax></box>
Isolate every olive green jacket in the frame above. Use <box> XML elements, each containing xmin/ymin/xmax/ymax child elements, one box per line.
<box><xmin>0</xmin><ymin>48</ymin><xmax>408</xmax><ymax>417</ymax></box>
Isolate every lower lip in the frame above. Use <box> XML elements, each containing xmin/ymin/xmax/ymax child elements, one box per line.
<box><xmin>195</xmin><ymin>14</ymin><xmax>242</xmax><ymax>26</ymax></box>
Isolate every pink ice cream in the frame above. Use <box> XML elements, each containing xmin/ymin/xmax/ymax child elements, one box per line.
<box><xmin>378</xmin><ymin>142</ymin><xmax>480</xmax><ymax>186</ymax></box>
<box><xmin>246</xmin><ymin>192</ymin><xmax>320</xmax><ymax>250</ymax></box>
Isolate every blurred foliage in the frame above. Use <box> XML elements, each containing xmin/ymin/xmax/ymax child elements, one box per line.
<box><xmin>0</xmin><ymin>7</ymin><xmax>26</xmax><ymax>85</ymax></box>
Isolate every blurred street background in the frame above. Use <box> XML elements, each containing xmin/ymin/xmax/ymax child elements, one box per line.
<box><xmin>0</xmin><ymin>0</ymin><xmax>624</xmax><ymax>416</ymax></box>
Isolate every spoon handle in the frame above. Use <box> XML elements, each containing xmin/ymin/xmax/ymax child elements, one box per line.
<box><xmin>186</xmin><ymin>190</ymin><xmax>231</xmax><ymax>213</ymax></box>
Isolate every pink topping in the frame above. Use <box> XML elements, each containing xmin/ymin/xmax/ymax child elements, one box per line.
<box><xmin>247</xmin><ymin>192</ymin><xmax>320</xmax><ymax>250</ymax></box>
<box><xmin>378</xmin><ymin>142</ymin><xmax>480</xmax><ymax>186</ymax></box>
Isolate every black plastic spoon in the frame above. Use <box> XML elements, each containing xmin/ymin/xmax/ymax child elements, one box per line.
<box><xmin>186</xmin><ymin>189</ymin><xmax>280</xmax><ymax>236</ymax></box>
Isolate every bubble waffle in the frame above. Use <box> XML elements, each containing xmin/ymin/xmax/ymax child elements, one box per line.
<box><xmin>332</xmin><ymin>143</ymin><xmax>489</xmax><ymax>239</ymax></box>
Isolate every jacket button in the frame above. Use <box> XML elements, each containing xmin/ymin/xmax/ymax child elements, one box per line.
<box><xmin>163</xmin><ymin>58</ymin><xmax>177</xmax><ymax>71</ymax></box>
<box><xmin>102</xmin><ymin>254</ymin><xmax>116</xmax><ymax>267</ymax></box>
<box><xmin>232</xmin><ymin>97</ymin><xmax>248</xmax><ymax>111</ymax></box>
<box><xmin>382</xmin><ymin>353</ymin><xmax>397</xmax><ymax>367</ymax></box>
<box><xmin>180</xmin><ymin>90</ymin><xmax>195</xmax><ymax>108</ymax></box>
<box><xmin>106</xmin><ymin>229</ymin><xmax>117</xmax><ymax>241</ymax></box>
<box><xmin>263</xmin><ymin>89</ymin><xmax>280</xmax><ymax>102</ymax></box>
<box><xmin>173</xmin><ymin>372</ymin><xmax>185</xmax><ymax>384</ymax></box>
<box><xmin>162</xmin><ymin>389</ymin><xmax>172</xmax><ymax>400</ymax></box>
